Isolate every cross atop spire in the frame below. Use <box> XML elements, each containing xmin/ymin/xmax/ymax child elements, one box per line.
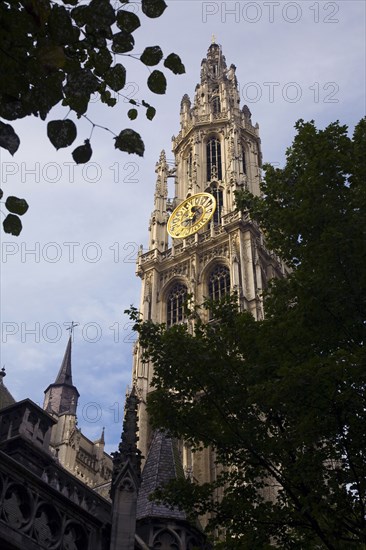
<box><xmin>65</xmin><ymin>321</ymin><xmax>79</xmax><ymax>338</ymax></box>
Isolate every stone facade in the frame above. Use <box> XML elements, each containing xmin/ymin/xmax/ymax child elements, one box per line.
<box><xmin>0</xmin><ymin>399</ymin><xmax>111</xmax><ymax>550</ymax></box>
<box><xmin>0</xmin><ymin>348</ymin><xmax>207</xmax><ymax>548</ymax></box>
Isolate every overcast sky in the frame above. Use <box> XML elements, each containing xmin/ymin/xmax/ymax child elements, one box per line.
<box><xmin>1</xmin><ymin>0</ymin><xmax>365</xmax><ymax>454</ymax></box>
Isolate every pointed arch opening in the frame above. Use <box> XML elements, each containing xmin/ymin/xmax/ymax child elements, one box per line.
<box><xmin>206</xmin><ymin>182</ymin><xmax>223</xmax><ymax>225</ymax></box>
<box><xmin>166</xmin><ymin>282</ymin><xmax>188</xmax><ymax>328</ymax></box>
<box><xmin>208</xmin><ymin>264</ymin><xmax>231</xmax><ymax>303</ymax></box>
<box><xmin>206</xmin><ymin>137</ymin><xmax>222</xmax><ymax>181</ymax></box>
<box><xmin>212</xmin><ymin>96</ymin><xmax>221</xmax><ymax>114</ymax></box>
<box><xmin>242</xmin><ymin>144</ymin><xmax>247</xmax><ymax>175</ymax></box>
<box><xmin>153</xmin><ymin>529</ymin><xmax>180</xmax><ymax>549</ymax></box>
<box><xmin>184</xmin><ymin>147</ymin><xmax>193</xmax><ymax>179</ymax></box>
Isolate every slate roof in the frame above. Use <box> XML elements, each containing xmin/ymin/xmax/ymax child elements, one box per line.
<box><xmin>136</xmin><ymin>430</ymin><xmax>186</xmax><ymax>520</ymax></box>
<box><xmin>55</xmin><ymin>336</ymin><xmax>73</xmax><ymax>385</ymax></box>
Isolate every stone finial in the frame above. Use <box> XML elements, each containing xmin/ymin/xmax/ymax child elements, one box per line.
<box><xmin>111</xmin><ymin>386</ymin><xmax>142</xmax><ymax>490</ymax></box>
<box><xmin>159</xmin><ymin>149</ymin><xmax>166</xmax><ymax>163</ymax></box>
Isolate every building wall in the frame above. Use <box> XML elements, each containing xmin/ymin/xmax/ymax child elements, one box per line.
<box><xmin>48</xmin><ymin>413</ymin><xmax>113</xmax><ymax>498</ymax></box>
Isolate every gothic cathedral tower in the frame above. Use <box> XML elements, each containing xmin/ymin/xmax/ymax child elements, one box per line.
<box><xmin>133</xmin><ymin>42</ymin><xmax>285</xmax><ymax>487</ymax></box>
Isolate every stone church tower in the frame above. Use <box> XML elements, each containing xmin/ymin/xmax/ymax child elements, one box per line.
<box><xmin>133</xmin><ymin>42</ymin><xmax>286</xmax><ymax>490</ymax></box>
<box><xmin>43</xmin><ymin>335</ymin><xmax>113</xmax><ymax>495</ymax></box>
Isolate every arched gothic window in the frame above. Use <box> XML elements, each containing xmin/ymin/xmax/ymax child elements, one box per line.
<box><xmin>206</xmin><ymin>183</ymin><xmax>223</xmax><ymax>225</ymax></box>
<box><xmin>242</xmin><ymin>145</ymin><xmax>247</xmax><ymax>174</ymax></box>
<box><xmin>153</xmin><ymin>530</ymin><xmax>180</xmax><ymax>549</ymax></box>
<box><xmin>206</xmin><ymin>138</ymin><xmax>222</xmax><ymax>181</ymax></box>
<box><xmin>166</xmin><ymin>283</ymin><xmax>187</xmax><ymax>328</ymax></box>
<box><xmin>188</xmin><ymin>150</ymin><xmax>193</xmax><ymax>177</ymax></box>
<box><xmin>185</xmin><ymin>149</ymin><xmax>193</xmax><ymax>178</ymax></box>
<box><xmin>208</xmin><ymin>265</ymin><xmax>230</xmax><ymax>302</ymax></box>
<box><xmin>212</xmin><ymin>96</ymin><xmax>221</xmax><ymax>114</ymax></box>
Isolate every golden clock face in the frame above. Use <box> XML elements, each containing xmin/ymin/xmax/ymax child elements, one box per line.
<box><xmin>167</xmin><ymin>192</ymin><xmax>217</xmax><ymax>239</ymax></box>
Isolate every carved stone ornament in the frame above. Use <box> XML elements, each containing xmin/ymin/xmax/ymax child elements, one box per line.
<box><xmin>231</xmin><ymin>233</ymin><xmax>239</xmax><ymax>259</ymax></box>
<box><xmin>144</xmin><ymin>272</ymin><xmax>152</xmax><ymax>301</ymax></box>
<box><xmin>200</xmin><ymin>244</ymin><xmax>229</xmax><ymax>268</ymax></box>
<box><xmin>160</xmin><ymin>262</ymin><xmax>189</xmax><ymax>286</ymax></box>
<box><xmin>120</xmin><ymin>475</ymin><xmax>135</xmax><ymax>493</ymax></box>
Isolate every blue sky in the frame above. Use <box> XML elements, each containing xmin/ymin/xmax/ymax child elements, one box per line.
<box><xmin>1</xmin><ymin>0</ymin><xmax>365</xmax><ymax>454</ymax></box>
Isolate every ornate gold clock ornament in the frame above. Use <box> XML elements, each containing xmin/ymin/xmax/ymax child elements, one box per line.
<box><xmin>167</xmin><ymin>192</ymin><xmax>217</xmax><ymax>239</ymax></box>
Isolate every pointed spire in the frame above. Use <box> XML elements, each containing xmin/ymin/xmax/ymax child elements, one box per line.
<box><xmin>43</xmin><ymin>334</ymin><xmax>80</xmax><ymax>416</ymax></box>
<box><xmin>154</xmin><ymin>150</ymin><xmax>168</xmax><ymax>200</ymax></box>
<box><xmin>54</xmin><ymin>336</ymin><xmax>73</xmax><ymax>385</ymax></box>
<box><xmin>111</xmin><ymin>386</ymin><xmax>142</xmax><ymax>492</ymax></box>
<box><xmin>159</xmin><ymin>149</ymin><xmax>166</xmax><ymax>163</ymax></box>
<box><xmin>110</xmin><ymin>386</ymin><xmax>142</xmax><ymax>549</ymax></box>
<box><xmin>118</xmin><ymin>386</ymin><xmax>142</xmax><ymax>472</ymax></box>
<box><xmin>149</xmin><ymin>150</ymin><xmax>169</xmax><ymax>252</ymax></box>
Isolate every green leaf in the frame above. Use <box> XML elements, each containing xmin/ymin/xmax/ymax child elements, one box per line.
<box><xmin>140</xmin><ymin>46</ymin><xmax>163</xmax><ymax>66</ymax></box>
<box><xmin>146</xmin><ymin>106</ymin><xmax>156</xmax><ymax>120</ymax></box>
<box><xmin>147</xmin><ymin>70</ymin><xmax>167</xmax><ymax>94</ymax></box>
<box><xmin>112</xmin><ymin>31</ymin><xmax>135</xmax><ymax>53</ymax></box>
<box><xmin>105</xmin><ymin>64</ymin><xmax>126</xmax><ymax>91</ymax></box>
<box><xmin>3</xmin><ymin>214</ymin><xmax>22</xmax><ymax>236</ymax></box>
<box><xmin>92</xmin><ymin>47</ymin><xmax>113</xmax><ymax>76</ymax></box>
<box><xmin>128</xmin><ymin>109</ymin><xmax>138</xmax><ymax>120</ymax></box>
<box><xmin>0</xmin><ymin>121</ymin><xmax>20</xmax><ymax>155</ymax></box>
<box><xmin>49</xmin><ymin>5</ymin><xmax>75</xmax><ymax>45</ymax></box>
<box><xmin>72</xmin><ymin>139</ymin><xmax>93</xmax><ymax>163</ymax></box>
<box><xmin>37</xmin><ymin>44</ymin><xmax>66</xmax><ymax>70</ymax></box>
<box><xmin>100</xmin><ymin>89</ymin><xmax>117</xmax><ymax>107</ymax></box>
<box><xmin>164</xmin><ymin>53</ymin><xmax>185</xmax><ymax>75</ymax></box>
<box><xmin>65</xmin><ymin>69</ymin><xmax>99</xmax><ymax>97</ymax></box>
<box><xmin>115</xmin><ymin>129</ymin><xmax>144</xmax><ymax>157</ymax></box>
<box><xmin>29</xmin><ymin>72</ymin><xmax>64</xmax><ymax>120</ymax></box>
<box><xmin>116</xmin><ymin>10</ymin><xmax>141</xmax><ymax>33</ymax></box>
<box><xmin>0</xmin><ymin>189</ymin><xmax>3</xmax><ymax>200</ymax></box>
<box><xmin>88</xmin><ymin>0</ymin><xmax>116</xmax><ymax>28</ymax></box>
<box><xmin>47</xmin><ymin>119</ymin><xmax>77</xmax><ymax>150</ymax></box>
<box><xmin>64</xmin><ymin>70</ymin><xmax>99</xmax><ymax>115</ymax></box>
<box><xmin>141</xmin><ymin>0</ymin><xmax>167</xmax><ymax>18</ymax></box>
<box><xmin>71</xmin><ymin>5</ymin><xmax>89</xmax><ymax>26</ymax></box>
<box><xmin>5</xmin><ymin>196</ymin><xmax>29</xmax><ymax>216</ymax></box>
<box><xmin>129</xmin><ymin>99</ymin><xmax>137</xmax><ymax>105</ymax></box>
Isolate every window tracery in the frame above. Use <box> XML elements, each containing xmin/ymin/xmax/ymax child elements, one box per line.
<box><xmin>212</xmin><ymin>96</ymin><xmax>221</xmax><ymax>114</ymax></box>
<box><xmin>208</xmin><ymin>265</ymin><xmax>230</xmax><ymax>302</ymax></box>
<box><xmin>206</xmin><ymin>138</ymin><xmax>222</xmax><ymax>181</ymax></box>
<box><xmin>206</xmin><ymin>182</ymin><xmax>223</xmax><ymax>225</ymax></box>
<box><xmin>242</xmin><ymin>145</ymin><xmax>247</xmax><ymax>174</ymax></box>
<box><xmin>166</xmin><ymin>283</ymin><xmax>188</xmax><ymax>327</ymax></box>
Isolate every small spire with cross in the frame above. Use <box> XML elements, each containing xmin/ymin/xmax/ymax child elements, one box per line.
<box><xmin>65</xmin><ymin>321</ymin><xmax>79</xmax><ymax>339</ymax></box>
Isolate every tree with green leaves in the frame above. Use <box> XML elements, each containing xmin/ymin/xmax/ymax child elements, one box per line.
<box><xmin>129</xmin><ymin>118</ymin><xmax>366</xmax><ymax>549</ymax></box>
<box><xmin>0</xmin><ymin>0</ymin><xmax>185</xmax><ymax>234</ymax></box>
